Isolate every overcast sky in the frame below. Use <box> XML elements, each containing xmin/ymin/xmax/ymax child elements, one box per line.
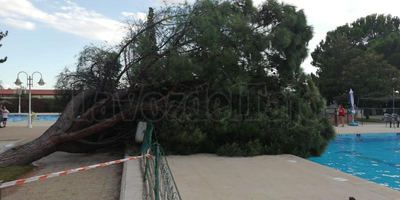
<box><xmin>0</xmin><ymin>0</ymin><xmax>400</xmax><ymax>89</ymax></box>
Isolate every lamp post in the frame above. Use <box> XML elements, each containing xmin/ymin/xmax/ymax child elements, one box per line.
<box><xmin>393</xmin><ymin>88</ymin><xmax>399</xmax><ymax>115</ymax></box>
<box><xmin>14</xmin><ymin>71</ymin><xmax>45</xmax><ymax>128</ymax></box>
<box><xmin>15</xmin><ymin>87</ymin><xmax>25</xmax><ymax>113</ymax></box>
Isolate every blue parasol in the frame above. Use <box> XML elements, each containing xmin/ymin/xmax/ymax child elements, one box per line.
<box><xmin>348</xmin><ymin>89</ymin><xmax>358</xmax><ymax>126</ymax></box>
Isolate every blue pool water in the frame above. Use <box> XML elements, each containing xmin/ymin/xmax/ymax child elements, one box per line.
<box><xmin>7</xmin><ymin>114</ymin><xmax>60</xmax><ymax>122</ymax></box>
<box><xmin>310</xmin><ymin>133</ymin><xmax>400</xmax><ymax>190</ymax></box>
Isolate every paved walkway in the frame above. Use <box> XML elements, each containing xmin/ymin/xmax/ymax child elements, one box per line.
<box><xmin>168</xmin><ymin>154</ymin><xmax>400</xmax><ymax>200</ymax></box>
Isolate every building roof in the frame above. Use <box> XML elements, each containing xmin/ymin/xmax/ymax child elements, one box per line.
<box><xmin>0</xmin><ymin>89</ymin><xmax>59</xmax><ymax>96</ymax></box>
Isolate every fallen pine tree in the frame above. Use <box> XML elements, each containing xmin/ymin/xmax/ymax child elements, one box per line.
<box><xmin>0</xmin><ymin>0</ymin><xmax>334</xmax><ymax>167</ymax></box>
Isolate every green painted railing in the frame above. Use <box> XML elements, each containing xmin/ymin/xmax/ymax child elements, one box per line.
<box><xmin>141</xmin><ymin>123</ymin><xmax>182</xmax><ymax>200</ymax></box>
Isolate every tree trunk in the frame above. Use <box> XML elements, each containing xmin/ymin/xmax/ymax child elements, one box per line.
<box><xmin>0</xmin><ymin>81</ymin><xmax>203</xmax><ymax>167</ymax></box>
<box><xmin>0</xmin><ymin>90</ymin><xmax>101</xmax><ymax>167</ymax></box>
<box><xmin>0</xmin><ymin>135</ymin><xmax>56</xmax><ymax>166</ymax></box>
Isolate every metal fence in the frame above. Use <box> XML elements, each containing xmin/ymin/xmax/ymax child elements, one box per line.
<box><xmin>324</xmin><ymin>107</ymin><xmax>400</xmax><ymax>126</ymax></box>
<box><xmin>140</xmin><ymin>124</ymin><xmax>182</xmax><ymax>200</ymax></box>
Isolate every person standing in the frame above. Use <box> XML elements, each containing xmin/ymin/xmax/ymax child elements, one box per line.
<box><xmin>1</xmin><ymin>105</ymin><xmax>9</xmax><ymax>127</ymax></box>
<box><xmin>338</xmin><ymin>104</ymin><xmax>346</xmax><ymax>127</ymax></box>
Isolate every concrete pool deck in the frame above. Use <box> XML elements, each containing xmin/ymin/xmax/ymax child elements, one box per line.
<box><xmin>335</xmin><ymin>123</ymin><xmax>400</xmax><ymax>134</ymax></box>
<box><xmin>168</xmin><ymin>154</ymin><xmax>400</xmax><ymax>200</ymax></box>
<box><xmin>168</xmin><ymin>123</ymin><xmax>400</xmax><ymax>200</ymax></box>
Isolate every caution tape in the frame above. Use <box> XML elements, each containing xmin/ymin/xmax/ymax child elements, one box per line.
<box><xmin>0</xmin><ymin>154</ymin><xmax>148</xmax><ymax>189</ymax></box>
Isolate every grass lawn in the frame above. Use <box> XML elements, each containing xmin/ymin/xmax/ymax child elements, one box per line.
<box><xmin>0</xmin><ymin>165</ymin><xmax>35</xmax><ymax>182</ymax></box>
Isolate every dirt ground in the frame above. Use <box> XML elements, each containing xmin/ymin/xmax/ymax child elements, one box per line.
<box><xmin>0</xmin><ymin>122</ymin><xmax>123</xmax><ymax>200</ymax></box>
<box><xmin>0</xmin><ymin>125</ymin><xmax>48</xmax><ymax>144</ymax></box>
<box><xmin>1</xmin><ymin>152</ymin><xmax>122</xmax><ymax>200</ymax></box>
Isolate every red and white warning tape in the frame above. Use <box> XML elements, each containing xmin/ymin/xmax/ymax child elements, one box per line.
<box><xmin>0</xmin><ymin>154</ymin><xmax>149</xmax><ymax>189</ymax></box>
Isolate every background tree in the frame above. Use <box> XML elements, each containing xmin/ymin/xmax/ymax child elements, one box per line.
<box><xmin>312</xmin><ymin>14</ymin><xmax>400</xmax><ymax>103</ymax></box>
<box><xmin>0</xmin><ymin>0</ymin><xmax>334</xmax><ymax>167</ymax></box>
<box><xmin>0</xmin><ymin>30</ymin><xmax>7</xmax><ymax>63</ymax></box>
<box><xmin>369</xmin><ymin>32</ymin><xmax>400</xmax><ymax>68</ymax></box>
<box><xmin>0</xmin><ymin>30</ymin><xmax>8</xmax><ymax>88</ymax></box>
<box><xmin>342</xmin><ymin>53</ymin><xmax>400</xmax><ymax>97</ymax></box>
<box><xmin>128</xmin><ymin>7</ymin><xmax>160</xmax><ymax>85</ymax></box>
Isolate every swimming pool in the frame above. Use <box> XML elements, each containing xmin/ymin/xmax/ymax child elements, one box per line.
<box><xmin>7</xmin><ymin>114</ymin><xmax>60</xmax><ymax>122</ymax></box>
<box><xmin>310</xmin><ymin>133</ymin><xmax>400</xmax><ymax>191</ymax></box>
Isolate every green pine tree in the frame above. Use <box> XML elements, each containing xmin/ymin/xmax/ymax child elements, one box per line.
<box><xmin>312</xmin><ymin>14</ymin><xmax>400</xmax><ymax>103</ymax></box>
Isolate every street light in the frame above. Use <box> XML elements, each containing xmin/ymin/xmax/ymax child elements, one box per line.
<box><xmin>14</xmin><ymin>71</ymin><xmax>45</xmax><ymax>128</ymax></box>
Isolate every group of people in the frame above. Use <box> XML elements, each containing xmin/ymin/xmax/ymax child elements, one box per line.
<box><xmin>0</xmin><ymin>105</ymin><xmax>9</xmax><ymax>128</ymax></box>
